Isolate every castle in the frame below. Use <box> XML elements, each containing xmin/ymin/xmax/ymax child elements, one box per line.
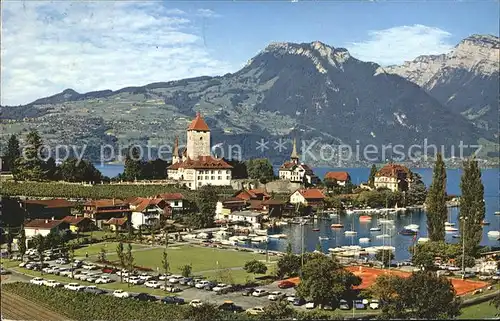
<box><xmin>167</xmin><ymin>113</ymin><xmax>233</xmax><ymax>190</ymax></box>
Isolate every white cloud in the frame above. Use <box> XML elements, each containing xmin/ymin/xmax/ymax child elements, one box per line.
<box><xmin>347</xmin><ymin>24</ymin><xmax>453</xmax><ymax>66</ymax></box>
<box><xmin>1</xmin><ymin>2</ymin><xmax>231</xmax><ymax>105</ymax></box>
<box><xmin>197</xmin><ymin>8</ymin><xmax>221</xmax><ymax>18</ymax></box>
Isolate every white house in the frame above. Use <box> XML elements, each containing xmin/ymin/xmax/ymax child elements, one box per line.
<box><xmin>24</xmin><ymin>219</ymin><xmax>69</xmax><ymax>239</ymax></box>
<box><xmin>374</xmin><ymin>163</ymin><xmax>412</xmax><ymax>192</ymax></box>
<box><xmin>167</xmin><ymin>113</ymin><xmax>233</xmax><ymax>190</ymax></box>
<box><xmin>129</xmin><ymin>197</ymin><xmax>170</xmax><ymax>229</ymax></box>
<box><xmin>278</xmin><ymin>139</ymin><xmax>318</xmax><ymax>185</ymax></box>
<box><xmin>215</xmin><ymin>210</ymin><xmax>263</xmax><ymax>229</ymax></box>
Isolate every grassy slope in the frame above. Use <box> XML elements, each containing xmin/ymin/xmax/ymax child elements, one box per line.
<box><xmin>460</xmin><ymin>300</ymin><xmax>499</xmax><ymax>319</ymax></box>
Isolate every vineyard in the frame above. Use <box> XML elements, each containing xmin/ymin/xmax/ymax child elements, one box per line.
<box><xmin>0</xmin><ymin>181</ymin><xmax>235</xmax><ymax>201</ymax></box>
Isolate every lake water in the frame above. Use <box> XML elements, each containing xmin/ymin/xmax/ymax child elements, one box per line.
<box><xmin>96</xmin><ymin>164</ymin><xmax>500</xmax><ymax>260</ymax></box>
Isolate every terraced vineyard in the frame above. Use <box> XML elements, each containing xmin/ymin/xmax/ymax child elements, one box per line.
<box><xmin>1</xmin><ymin>290</ymin><xmax>68</xmax><ymax>321</ymax></box>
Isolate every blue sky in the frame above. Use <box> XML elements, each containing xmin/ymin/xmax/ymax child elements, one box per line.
<box><xmin>1</xmin><ymin>0</ymin><xmax>498</xmax><ymax>105</ymax></box>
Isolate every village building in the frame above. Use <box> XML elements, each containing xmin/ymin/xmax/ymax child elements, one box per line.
<box><xmin>374</xmin><ymin>163</ymin><xmax>412</xmax><ymax>192</ymax></box>
<box><xmin>83</xmin><ymin>199</ymin><xmax>131</xmax><ymax>228</ymax></box>
<box><xmin>167</xmin><ymin>113</ymin><xmax>233</xmax><ymax>190</ymax></box>
<box><xmin>24</xmin><ymin>219</ymin><xmax>70</xmax><ymax>239</ymax></box>
<box><xmin>62</xmin><ymin>216</ymin><xmax>93</xmax><ymax>233</ymax></box>
<box><xmin>234</xmin><ymin>189</ymin><xmax>270</xmax><ymax>201</ymax></box>
<box><xmin>22</xmin><ymin>199</ymin><xmax>75</xmax><ymax>220</ymax></box>
<box><xmin>155</xmin><ymin>193</ymin><xmax>185</xmax><ymax>212</ymax></box>
<box><xmin>324</xmin><ymin>171</ymin><xmax>351</xmax><ymax>186</ymax></box>
<box><xmin>289</xmin><ymin>188</ymin><xmax>326</xmax><ymax>208</ymax></box>
<box><xmin>103</xmin><ymin>217</ymin><xmax>129</xmax><ymax>232</ymax></box>
<box><xmin>278</xmin><ymin>139</ymin><xmax>319</xmax><ymax>185</ymax></box>
<box><xmin>215</xmin><ymin>210</ymin><xmax>263</xmax><ymax>229</ymax></box>
<box><xmin>129</xmin><ymin>197</ymin><xmax>171</xmax><ymax>229</ymax></box>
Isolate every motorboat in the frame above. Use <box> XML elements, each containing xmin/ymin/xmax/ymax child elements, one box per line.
<box><xmin>379</xmin><ymin>219</ymin><xmax>394</xmax><ymax>225</ymax></box>
<box><xmin>452</xmin><ymin>234</ymin><xmax>461</xmax><ymax>239</ymax></box>
<box><xmin>375</xmin><ymin>234</ymin><xmax>391</xmax><ymax>239</ymax></box>
<box><xmin>328</xmin><ymin>247</ymin><xmax>345</xmax><ymax>253</ymax></box>
<box><xmin>268</xmin><ymin>234</ymin><xmax>287</xmax><ymax>239</ymax></box>
<box><xmin>417</xmin><ymin>237</ymin><xmax>430</xmax><ymax>243</ymax></box>
<box><xmin>251</xmin><ymin>236</ymin><xmax>269</xmax><ymax>243</ymax></box>
<box><xmin>481</xmin><ymin>220</ymin><xmax>490</xmax><ymax>226</ymax></box>
<box><xmin>445</xmin><ymin>222</ymin><xmax>455</xmax><ymax>227</ymax></box>
<box><xmin>344</xmin><ymin>230</ymin><xmax>357</xmax><ymax>236</ymax></box>
<box><xmin>404</xmin><ymin>224</ymin><xmax>420</xmax><ymax>231</ymax></box>
<box><xmin>359</xmin><ymin>215</ymin><xmax>372</xmax><ymax>221</ymax></box>
<box><xmin>331</xmin><ymin>223</ymin><xmax>344</xmax><ymax>229</ymax></box>
<box><xmin>359</xmin><ymin>237</ymin><xmax>371</xmax><ymax>243</ymax></box>
<box><xmin>370</xmin><ymin>227</ymin><xmax>381</xmax><ymax>232</ymax></box>
<box><xmin>312</xmin><ymin>228</ymin><xmax>320</xmax><ymax>232</ymax></box>
<box><xmin>445</xmin><ymin>226</ymin><xmax>458</xmax><ymax>232</ymax></box>
<box><xmin>399</xmin><ymin>229</ymin><xmax>418</xmax><ymax>236</ymax></box>
<box><xmin>254</xmin><ymin>229</ymin><xmax>268</xmax><ymax>236</ymax></box>
<box><xmin>487</xmin><ymin>231</ymin><xmax>500</xmax><ymax>238</ymax></box>
<box><xmin>318</xmin><ymin>236</ymin><xmax>330</xmax><ymax>241</ymax></box>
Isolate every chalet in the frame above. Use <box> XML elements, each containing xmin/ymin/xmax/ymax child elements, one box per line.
<box><xmin>129</xmin><ymin>197</ymin><xmax>171</xmax><ymax>229</ymax></box>
<box><xmin>156</xmin><ymin>193</ymin><xmax>185</xmax><ymax>211</ymax></box>
<box><xmin>289</xmin><ymin>189</ymin><xmax>326</xmax><ymax>208</ymax></box>
<box><xmin>278</xmin><ymin>139</ymin><xmax>319</xmax><ymax>185</ymax></box>
<box><xmin>23</xmin><ymin>199</ymin><xmax>75</xmax><ymax>220</ymax></box>
<box><xmin>103</xmin><ymin>217</ymin><xmax>129</xmax><ymax>232</ymax></box>
<box><xmin>374</xmin><ymin>163</ymin><xmax>412</xmax><ymax>192</ymax></box>
<box><xmin>24</xmin><ymin>219</ymin><xmax>70</xmax><ymax>239</ymax></box>
<box><xmin>215</xmin><ymin>197</ymin><xmax>248</xmax><ymax>219</ymax></box>
<box><xmin>324</xmin><ymin>171</ymin><xmax>351</xmax><ymax>186</ymax></box>
<box><xmin>62</xmin><ymin>216</ymin><xmax>93</xmax><ymax>233</ymax></box>
<box><xmin>235</xmin><ymin>189</ymin><xmax>270</xmax><ymax>201</ymax></box>
<box><xmin>83</xmin><ymin>199</ymin><xmax>131</xmax><ymax>228</ymax></box>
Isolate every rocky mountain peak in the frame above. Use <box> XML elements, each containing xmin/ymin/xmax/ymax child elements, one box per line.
<box><xmin>458</xmin><ymin>34</ymin><xmax>499</xmax><ymax>49</ymax></box>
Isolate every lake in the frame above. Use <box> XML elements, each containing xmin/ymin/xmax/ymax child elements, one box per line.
<box><xmin>96</xmin><ymin>164</ymin><xmax>499</xmax><ymax>260</ymax></box>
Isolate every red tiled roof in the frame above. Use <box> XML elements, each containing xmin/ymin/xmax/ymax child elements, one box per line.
<box><xmin>25</xmin><ymin>219</ymin><xmax>65</xmax><ymax>229</ymax></box>
<box><xmin>24</xmin><ymin>199</ymin><xmax>75</xmax><ymax>208</ymax></box>
<box><xmin>167</xmin><ymin>156</ymin><xmax>232</xmax><ymax>170</ymax></box>
<box><xmin>104</xmin><ymin>217</ymin><xmax>128</xmax><ymax>226</ymax></box>
<box><xmin>279</xmin><ymin>161</ymin><xmax>296</xmax><ymax>170</ymax></box>
<box><xmin>297</xmin><ymin>189</ymin><xmax>326</xmax><ymax>200</ymax></box>
<box><xmin>62</xmin><ymin>216</ymin><xmax>87</xmax><ymax>225</ymax></box>
<box><xmin>262</xmin><ymin>199</ymin><xmax>285</xmax><ymax>205</ymax></box>
<box><xmin>235</xmin><ymin>189</ymin><xmax>269</xmax><ymax>201</ymax></box>
<box><xmin>376</xmin><ymin>164</ymin><xmax>410</xmax><ymax>178</ymax></box>
<box><xmin>156</xmin><ymin>193</ymin><xmax>184</xmax><ymax>201</ymax></box>
<box><xmin>324</xmin><ymin>171</ymin><xmax>351</xmax><ymax>182</ymax></box>
<box><xmin>131</xmin><ymin>197</ymin><xmax>165</xmax><ymax>212</ymax></box>
<box><xmin>94</xmin><ymin>209</ymin><xmax>131</xmax><ymax>214</ymax></box>
<box><xmin>84</xmin><ymin>199</ymin><xmax>128</xmax><ymax>208</ymax></box>
<box><xmin>187</xmin><ymin>112</ymin><xmax>210</xmax><ymax>131</ymax></box>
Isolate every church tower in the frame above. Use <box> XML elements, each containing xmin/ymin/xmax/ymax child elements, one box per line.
<box><xmin>186</xmin><ymin>112</ymin><xmax>211</xmax><ymax>159</ymax></box>
<box><xmin>290</xmin><ymin>138</ymin><xmax>299</xmax><ymax>164</ymax></box>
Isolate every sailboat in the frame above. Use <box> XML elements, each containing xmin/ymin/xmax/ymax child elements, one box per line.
<box><xmin>445</xmin><ymin>208</ymin><xmax>457</xmax><ymax>232</ymax></box>
<box><xmin>370</xmin><ymin>226</ymin><xmax>381</xmax><ymax>232</ymax></box>
<box><xmin>331</xmin><ymin>215</ymin><xmax>344</xmax><ymax>228</ymax></box>
<box><xmin>318</xmin><ymin>236</ymin><xmax>330</xmax><ymax>241</ymax></box>
<box><xmin>344</xmin><ymin>215</ymin><xmax>357</xmax><ymax>236</ymax></box>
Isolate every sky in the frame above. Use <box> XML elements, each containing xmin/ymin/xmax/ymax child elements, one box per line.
<box><xmin>1</xmin><ymin>0</ymin><xmax>499</xmax><ymax>106</ymax></box>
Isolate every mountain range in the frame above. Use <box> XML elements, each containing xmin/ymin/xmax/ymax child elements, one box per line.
<box><xmin>1</xmin><ymin>34</ymin><xmax>498</xmax><ymax>166</ymax></box>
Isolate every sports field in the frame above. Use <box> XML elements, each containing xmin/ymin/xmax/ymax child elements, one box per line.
<box><xmin>345</xmin><ymin>266</ymin><xmax>489</xmax><ymax>296</ymax></box>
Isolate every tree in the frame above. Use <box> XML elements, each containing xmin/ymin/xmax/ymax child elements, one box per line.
<box><xmin>14</xmin><ymin>130</ymin><xmax>47</xmax><ymax>181</ymax></box>
<box><xmin>426</xmin><ymin>153</ymin><xmax>447</xmax><ymax>242</ymax></box>
<box><xmin>18</xmin><ymin>226</ymin><xmax>27</xmax><ymax>261</ymax></box>
<box><xmin>125</xmin><ymin>243</ymin><xmax>134</xmax><ymax>273</ymax></box>
<box><xmin>375</xmin><ymin>249</ymin><xmax>395</xmax><ymax>267</ymax></box>
<box><xmin>5</xmin><ymin>227</ymin><xmax>12</xmax><ymax>258</ymax></box>
<box><xmin>260</xmin><ymin>298</ymin><xmax>297</xmax><ymax>320</ymax></box>
<box><xmin>224</xmin><ymin>159</ymin><xmax>248</xmax><ymax>179</ymax></box>
<box><xmin>68</xmin><ymin>244</ymin><xmax>76</xmax><ymax>278</ymax></box>
<box><xmin>276</xmin><ymin>243</ymin><xmax>301</xmax><ymax>279</ymax></box>
<box><xmin>324</xmin><ymin>196</ymin><xmax>343</xmax><ymax>211</ymax></box>
<box><xmin>162</xmin><ymin>250</ymin><xmax>169</xmax><ymax>289</ymax></box>
<box><xmin>44</xmin><ymin>157</ymin><xmax>57</xmax><ymax>180</ymax></box>
<box><xmin>246</xmin><ymin>158</ymin><xmax>274</xmax><ymax>183</ymax></box>
<box><xmin>32</xmin><ymin>234</ymin><xmax>46</xmax><ymax>275</ymax></box>
<box><xmin>97</xmin><ymin>246</ymin><xmax>107</xmax><ymax>263</ymax></box>
<box><xmin>116</xmin><ymin>242</ymin><xmax>125</xmax><ymax>283</ymax></box>
<box><xmin>5</xmin><ymin>134</ymin><xmax>20</xmax><ymax>172</ymax></box>
<box><xmin>490</xmin><ymin>292</ymin><xmax>500</xmax><ymax>312</ymax></box>
<box><xmin>296</xmin><ymin>254</ymin><xmax>361</xmax><ymax>308</ymax></box>
<box><xmin>244</xmin><ymin>259</ymin><xmax>268</xmax><ymax>275</ymax></box>
<box><xmin>58</xmin><ymin>158</ymin><xmax>102</xmax><ymax>183</ymax></box>
<box><xmin>190</xmin><ymin>185</ymin><xmax>218</xmax><ymax>228</ymax></box>
<box><xmin>180</xmin><ymin>264</ymin><xmax>192</xmax><ymax>278</ymax></box>
<box><xmin>368</xmin><ymin>164</ymin><xmax>377</xmax><ymax>187</ymax></box>
<box><xmin>406</xmin><ymin>173</ymin><xmax>427</xmax><ymax>205</ymax></box>
<box><xmin>123</xmin><ymin>146</ymin><xmax>143</xmax><ymax>181</ymax></box>
<box><xmin>459</xmin><ymin>158</ymin><xmax>485</xmax><ymax>256</ymax></box>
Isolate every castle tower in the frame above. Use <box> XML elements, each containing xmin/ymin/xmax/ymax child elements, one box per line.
<box><xmin>172</xmin><ymin>136</ymin><xmax>179</xmax><ymax>164</ymax></box>
<box><xmin>290</xmin><ymin>138</ymin><xmax>299</xmax><ymax>164</ymax></box>
<box><xmin>186</xmin><ymin>112</ymin><xmax>211</xmax><ymax>159</ymax></box>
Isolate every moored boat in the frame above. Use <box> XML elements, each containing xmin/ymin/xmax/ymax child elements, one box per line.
<box><xmin>399</xmin><ymin>228</ymin><xmax>418</xmax><ymax>235</ymax></box>
<box><xmin>312</xmin><ymin>228</ymin><xmax>320</xmax><ymax>232</ymax></box>
<box><xmin>375</xmin><ymin>234</ymin><xmax>390</xmax><ymax>239</ymax></box>
<box><xmin>344</xmin><ymin>230</ymin><xmax>357</xmax><ymax>236</ymax></box>
<box><xmin>487</xmin><ymin>231</ymin><xmax>500</xmax><ymax>238</ymax></box>
<box><xmin>359</xmin><ymin>215</ymin><xmax>372</xmax><ymax>221</ymax></box>
<box><xmin>319</xmin><ymin>236</ymin><xmax>329</xmax><ymax>241</ymax></box>
<box><xmin>445</xmin><ymin>222</ymin><xmax>455</xmax><ymax>227</ymax></box>
<box><xmin>481</xmin><ymin>220</ymin><xmax>490</xmax><ymax>226</ymax></box>
<box><xmin>404</xmin><ymin>224</ymin><xmax>419</xmax><ymax>231</ymax></box>
<box><xmin>370</xmin><ymin>227</ymin><xmax>381</xmax><ymax>232</ymax></box>
<box><xmin>331</xmin><ymin>223</ymin><xmax>344</xmax><ymax>228</ymax></box>
<box><xmin>445</xmin><ymin>226</ymin><xmax>458</xmax><ymax>232</ymax></box>
<box><xmin>417</xmin><ymin>237</ymin><xmax>429</xmax><ymax>243</ymax></box>
<box><xmin>359</xmin><ymin>237</ymin><xmax>371</xmax><ymax>243</ymax></box>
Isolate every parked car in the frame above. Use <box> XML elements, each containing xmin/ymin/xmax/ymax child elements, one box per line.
<box><xmin>101</xmin><ymin>267</ymin><xmax>116</xmax><ymax>274</ymax></box>
<box><xmin>64</xmin><ymin>283</ymin><xmax>85</xmax><ymax>291</ymax></box>
<box><xmin>242</xmin><ymin>288</ymin><xmax>256</xmax><ymax>296</ymax></box>
<box><xmin>30</xmin><ymin>277</ymin><xmax>45</xmax><ymax>285</ymax></box>
<box><xmin>369</xmin><ymin>299</ymin><xmax>380</xmax><ymax>310</ymax></box>
<box><xmin>55</xmin><ymin>258</ymin><xmax>69</xmax><ymax>265</ymax></box>
<box><xmin>189</xmin><ymin>299</ymin><xmax>203</xmax><ymax>308</ymax></box>
<box><xmin>116</xmin><ymin>270</ymin><xmax>130</xmax><ymax>277</ymax></box>
<box><xmin>339</xmin><ymin>299</ymin><xmax>351</xmax><ymax>310</ymax></box>
<box><xmin>203</xmin><ymin>282</ymin><xmax>216</xmax><ymax>291</ymax></box>
<box><xmin>218</xmin><ymin>301</ymin><xmax>244</xmax><ymax>313</ymax></box>
<box><xmin>212</xmin><ymin>283</ymin><xmax>228</xmax><ymax>292</ymax></box>
<box><xmin>74</xmin><ymin>271</ymin><xmax>89</xmax><ymax>280</ymax></box>
<box><xmin>95</xmin><ymin>275</ymin><xmax>113</xmax><ymax>284</ymax></box>
<box><xmin>85</xmin><ymin>273</ymin><xmax>100</xmax><ymax>283</ymax></box>
<box><xmin>72</xmin><ymin>260</ymin><xmax>83</xmax><ymax>268</ymax></box>
<box><xmin>82</xmin><ymin>263</ymin><xmax>98</xmax><ymax>270</ymax></box>
<box><xmin>145</xmin><ymin>280</ymin><xmax>161</xmax><ymax>289</ymax></box>
<box><xmin>179</xmin><ymin>277</ymin><xmax>193</xmax><ymax>285</ymax></box>
<box><xmin>158</xmin><ymin>273</ymin><xmax>171</xmax><ymax>281</ymax></box>
<box><xmin>112</xmin><ymin>289</ymin><xmax>129</xmax><ymax>298</ymax></box>
<box><xmin>305</xmin><ymin>302</ymin><xmax>316</xmax><ymax>309</ymax></box>
<box><xmin>127</xmin><ymin>276</ymin><xmax>145</xmax><ymax>285</ymax></box>
<box><xmin>59</xmin><ymin>268</ymin><xmax>76</xmax><ymax>277</ymax></box>
<box><xmin>278</xmin><ymin>280</ymin><xmax>295</xmax><ymax>289</ymax></box>
<box><xmin>84</xmin><ymin>286</ymin><xmax>106</xmax><ymax>295</ymax></box>
<box><xmin>168</xmin><ymin>275</ymin><xmax>183</xmax><ymax>283</ymax></box>
<box><xmin>138</xmin><ymin>273</ymin><xmax>153</xmax><ymax>281</ymax></box>
<box><xmin>162</xmin><ymin>296</ymin><xmax>185</xmax><ymax>305</ymax></box>
<box><xmin>252</xmin><ymin>289</ymin><xmax>268</xmax><ymax>297</ymax></box>
<box><xmin>43</xmin><ymin>280</ymin><xmax>62</xmax><ymax>288</ymax></box>
<box><xmin>195</xmin><ymin>280</ymin><xmax>211</xmax><ymax>289</ymax></box>
<box><xmin>268</xmin><ymin>291</ymin><xmax>284</xmax><ymax>301</ymax></box>
<box><xmin>246</xmin><ymin>306</ymin><xmax>265</xmax><ymax>315</ymax></box>
<box><xmin>286</xmin><ymin>295</ymin><xmax>296</xmax><ymax>303</ymax></box>
<box><xmin>133</xmin><ymin>293</ymin><xmax>157</xmax><ymax>302</ymax></box>
<box><xmin>354</xmin><ymin>300</ymin><xmax>366</xmax><ymax>310</ymax></box>
<box><xmin>161</xmin><ymin>285</ymin><xmax>182</xmax><ymax>293</ymax></box>
<box><xmin>293</xmin><ymin>297</ymin><xmax>306</xmax><ymax>306</ymax></box>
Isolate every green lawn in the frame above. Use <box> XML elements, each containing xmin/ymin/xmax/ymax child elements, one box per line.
<box><xmin>201</xmin><ymin>262</ymin><xmax>277</xmax><ymax>284</ymax></box>
<box><xmin>460</xmin><ymin>301</ymin><xmax>499</xmax><ymax>319</ymax></box>
<box><xmin>104</xmin><ymin>245</ymin><xmax>276</xmax><ymax>274</ymax></box>
<box><xmin>74</xmin><ymin>242</ymin><xmax>151</xmax><ymax>257</ymax></box>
